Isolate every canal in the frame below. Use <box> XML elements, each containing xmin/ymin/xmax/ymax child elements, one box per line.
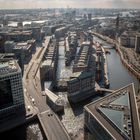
<box><xmin>93</xmin><ymin>35</ymin><xmax>139</xmax><ymax>93</ymax></box>
<box><xmin>107</xmin><ymin>49</ymin><xmax>139</xmax><ymax>91</ymax></box>
<box><xmin>1</xmin><ymin>36</ymin><xmax>139</xmax><ymax>140</ymax></box>
<box><xmin>57</xmin><ymin>39</ymin><xmax>72</xmax><ymax>80</ymax></box>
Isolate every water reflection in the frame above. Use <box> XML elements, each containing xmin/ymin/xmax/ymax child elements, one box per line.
<box><xmin>106</xmin><ymin>49</ymin><xmax>139</xmax><ymax>92</ymax></box>
<box><xmin>93</xmin><ymin>35</ymin><xmax>139</xmax><ymax>92</ymax></box>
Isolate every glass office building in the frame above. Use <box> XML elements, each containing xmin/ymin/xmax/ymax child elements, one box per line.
<box><xmin>0</xmin><ymin>60</ymin><xmax>25</xmax><ymax>121</ymax></box>
<box><xmin>84</xmin><ymin>84</ymin><xmax>140</xmax><ymax>140</ymax></box>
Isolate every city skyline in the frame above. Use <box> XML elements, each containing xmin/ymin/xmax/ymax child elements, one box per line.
<box><xmin>0</xmin><ymin>0</ymin><xmax>140</xmax><ymax>9</ymax></box>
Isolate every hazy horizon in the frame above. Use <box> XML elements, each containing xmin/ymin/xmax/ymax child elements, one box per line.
<box><xmin>0</xmin><ymin>0</ymin><xmax>140</xmax><ymax>9</ymax></box>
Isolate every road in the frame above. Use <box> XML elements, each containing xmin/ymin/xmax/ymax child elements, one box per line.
<box><xmin>23</xmin><ymin>36</ymin><xmax>71</xmax><ymax>140</ymax></box>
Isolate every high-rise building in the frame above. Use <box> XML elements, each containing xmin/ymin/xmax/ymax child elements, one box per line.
<box><xmin>17</xmin><ymin>22</ymin><xmax>23</xmax><ymax>27</ymax></box>
<box><xmin>116</xmin><ymin>14</ymin><xmax>120</xmax><ymax>39</ymax></box>
<box><xmin>84</xmin><ymin>84</ymin><xmax>140</xmax><ymax>140</ymax></box>
<box><xmin>0</xmin><ymin>35</ymin><xmax>5</xmax><ymax>53</ymax></box>
<box><xmin>83</xmin><ymin>14</ymin><xmax>87</xmax><ymax>20</ymax></box>
<box><xmin>87</xmin><ymin>13</ymin><xmax>92</xmax><ymax>21</ymax></box>
<box><xmin>135</xmin><ymin>34</ymin><xmax>140</xmax><ymax>53</ymax></box>
<box><xmin>0</xmin><ymin>59</ymin><xmax>25</xmax><ymax>122</ymax></box>
<box><xmin>3</xmin><ymin>19</ymin><xmax>8</xmax><ymax>27</ymax></box>
<box><xmin>116</xmin><ymin>14</ymin><xmax>119</xmax><ymax>30</ymax></box>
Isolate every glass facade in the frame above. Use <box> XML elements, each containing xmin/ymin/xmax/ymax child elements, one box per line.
<box><xmin>84</xmin><ymin>110</ymin><xmax>114</xmax><ymax>140</ymax></box>
<box><xmin>0</xmin><ymin>80</ymin><xmax>13</xmax><ymax>109</ymax></box>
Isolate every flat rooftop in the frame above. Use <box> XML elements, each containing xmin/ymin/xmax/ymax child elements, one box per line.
<box><xmin>85</xmin><ymin>83</ymin><xmax>140</xmax><ymax>140</ymax></box>
<box><xmin>14</xmin><ymin>40</ymin><xmax>35</xmax><ymax>50</ymax></box>
<box><xmin>82</xmin><ymin>41</ymin><xmax>91</xmax><ymax>46</ymax></box>
<box><xmin>42</xmin><ymin>59</ymin><xmax>52</xmax><ymax>66</ymax></box>
<box><xmin>0</xmin><ymin>60</ymin><xmax>20</xmax><ymax>76</ymax></box>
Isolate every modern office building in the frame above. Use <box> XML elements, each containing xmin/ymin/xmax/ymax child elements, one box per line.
<box><xmin>84</xmin><ymin>83</ymin><xmax>140</xmax><ymax>140</ymax></box>
<box><xmin>0</xmin><ymin>59</ymin><xmax>25</xmax><ymax>122</ymax></box>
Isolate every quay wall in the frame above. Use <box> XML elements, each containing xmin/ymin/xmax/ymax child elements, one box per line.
<box><xmin>92</xmin><ymin>32</ymin><xmax>140</xmax><ymax>81</ymax></box>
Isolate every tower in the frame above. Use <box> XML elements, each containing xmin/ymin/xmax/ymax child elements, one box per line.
<box><xmin>135</xmin><ymin>34</ymin><xmax>140</xmax><ymax>53</ymax></box>
<box><xmin>116</xmin><ymin>13</ymin><xmax>120</xmax><ymax>40</ymax></box>
<box><xmin>87</xmin><ymin>13</ymin><xmax>92</xmax><ymax>21</ymax></box>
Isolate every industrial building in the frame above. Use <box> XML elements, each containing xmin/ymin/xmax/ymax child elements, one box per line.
<box><xmin>45</xmin><ymin>88</ymin><xmax>64</xmax><ymax>113</ymax></box>
<box><xmin>1</xmin><ymin>31</ymin><xmax>32</xmax><ymax>42</ymax></box>
<box><xmin>40</xmin><ymin>39</ymin><xmax>58</xmax><ymax>81</ymax></box>
<box><xmin>93</xmin><ymin>42</ymin><xmax>105</xmax><ymax>82</ymax></box>
<box><xmin>55</xmin><ymin>27</ymin><xmax>67</xmax><ymax>39</ymax></box>
<box><xmin>119</xmin><ymin>31</ymin><xmax>137</xmax><ymax>48</ymax></box>
<box><xmin>65</xmin><ymin>32</ymin><xmax>78</xmax><ymax>66</ymax></box>
<box><xmin>4</xmin><ymin>39</ymin><xmax>36</xmax><ymax>72</ymax></box>
<box><xmin>73</xmin><ymin>41</ymin><xmax>92</xmax><ymax>73</ymax></box>
<box><xmin>67</xmin><ymin>40</ymin><xmax>99</xmax><ymax>103</ymax></box>
<box><xmin>67</xmin><ymin>71</ymin><xmax>95</xmax><ymax>103</ymax></box>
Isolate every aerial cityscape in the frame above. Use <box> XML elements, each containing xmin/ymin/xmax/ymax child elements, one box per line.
<box><xmin>0</xmin><ymin>1</ymin><xmax>140</xmax><ymax>140</ymax></box>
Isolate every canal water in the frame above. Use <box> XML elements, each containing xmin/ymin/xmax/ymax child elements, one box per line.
<box><xmin>93</xmin><ymin>35</ymin><xmax>139</xmax><ymax>93</ymax></box>
<box><xmin>1</xmin><ymin>36</ymin><xmax>139</xmax><ymax>140</ymax></box>
<box><xmin>57</xmin><ymin>40</ymin><xmax>72</xmax><ymax>80</ymax></box>
<box><xmin>106</xmin><ymin>49</ymin><xmax>139</xmax><ymax>91</ymax></box>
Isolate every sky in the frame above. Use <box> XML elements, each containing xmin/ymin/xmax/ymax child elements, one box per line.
<box><xmin>0</xmin><ymin>0</ymin><xmax>140</xmax><ymax>9</ymax></box>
